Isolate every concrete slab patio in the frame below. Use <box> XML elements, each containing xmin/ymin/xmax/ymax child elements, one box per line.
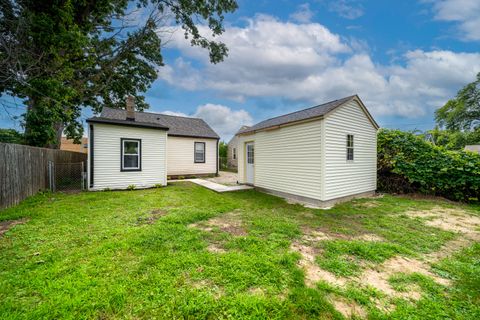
<box><xmin>168</xmin><ymin>173</ymin><xmax>252</xmax><ymax>193</ymax></box>
<box><xmin>206</xmin><ymin>171</ymin><xmax>239</xmax><ymax>186</ymax></box>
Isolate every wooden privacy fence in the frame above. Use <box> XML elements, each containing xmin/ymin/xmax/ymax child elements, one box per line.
<box><xmin>0</xmin><ymin>143</ymin><xmax>87</xmax><ymax>210</ymax></box>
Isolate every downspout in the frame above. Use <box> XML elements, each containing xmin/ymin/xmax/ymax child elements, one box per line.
<box><xmin>89</xmin><ymin>124</ymin><xmax>94</xmax><ymax>188</ymax></box>
<box><xmin>216</xmin><ymin>139</ymin><xmax>219</xmax><ymax>176</ymax></box>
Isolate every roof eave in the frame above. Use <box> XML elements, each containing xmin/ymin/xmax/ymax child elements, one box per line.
<box><xmin>237</xmin><ymin>115</ymin><xmax>325</xmax><ymax>136</ymax></box>
<box><xmin>86</xmin><ymin>118</ymin><xmax>169</xmax><ymax>131</ymax></box>
<box><xmin>168</xmin><ymin>133</ymin><xmax>220</xmax><ymax>140</ymax></box>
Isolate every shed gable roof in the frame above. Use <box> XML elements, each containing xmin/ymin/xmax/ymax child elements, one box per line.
<box><xmin>87</xmin><ymin>107</ymin><xmax>220</xmax><ymax>139</ymax></box>
<box><xmin>238</xmin><ymin>95</ymin><xmax>378</xmax><ymax>135</ymax></box>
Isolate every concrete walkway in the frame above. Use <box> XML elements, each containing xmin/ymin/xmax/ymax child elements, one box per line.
<box><xmin>168</xmin><ymin>178</ymin><xmax>253</xmax><ymax>193</ymax></box>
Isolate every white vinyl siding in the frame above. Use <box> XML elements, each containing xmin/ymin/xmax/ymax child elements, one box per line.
<box><xmin>89</xmin><ymin>123</ymin><xmax>167</xmax><ymax>190</ymax></box>
<box><xmin>167</xmin><ymin>136</ymin><xmax>217</xmax><ymax>176</ymax></box>
<box><xmin>323</xmin><ymin>100</ymin><xmax>377</xmax><ymax>200</ymax></box>
<box><xmin>238</xmin><ymin>120</ymin><xmax>323</xmax><ymax>200</ymax></box>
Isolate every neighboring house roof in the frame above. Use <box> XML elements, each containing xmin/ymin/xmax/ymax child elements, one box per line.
<box><xmin>60</xmin><ymin>137</ymin><xmax>88</xmax><ymax>154</ymax></box>
<box><xmin>465</xmin><ymin>145</ymin><xmax>480</xmax><ymax>154</ymax></box>
<box><xmin>228</xmin><ymin>125</ymin><xmax>251</xmax><ymax>144</ymax></box>
<box><xmin>238</xmin><ymin>95</ymin><xmax>378</xmax><ymax>135</ymax></box>
<box><xmin>87</xmin><ymin>107</ymin><xmax>220</xmax><ymax>139</ymax></box>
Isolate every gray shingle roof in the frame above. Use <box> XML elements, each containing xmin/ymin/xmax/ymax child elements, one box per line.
<box><xmin>238</xmin><ymin>95</ymin><xmax>358</xmax><ymax>134</ymax></box>
<box><xmin>87</xmin><ymin>107</ymin><xmax>220</xmax><ymax>139</ymax></box>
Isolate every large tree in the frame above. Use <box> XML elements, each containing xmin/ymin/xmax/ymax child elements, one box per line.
<box><xmin>0</xmin><ymin>0</ymin><xmax>237</xmax><ymax>147</ymax></box>
<box><xmin>435</xmin><ymin>72</ymin><xmax>480</xmax><ymax>131</ymax></box>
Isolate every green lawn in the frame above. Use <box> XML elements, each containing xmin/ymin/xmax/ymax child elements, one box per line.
<box><xmin>1</xmin><ymin>183</ymin><xmax>479</xmax><ymax>319</ymax></box>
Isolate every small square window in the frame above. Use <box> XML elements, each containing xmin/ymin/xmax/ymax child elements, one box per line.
<box><xmin>195</xmin><ymin>142</ymin><xmax>205</xmax><ymax>163</ymax></box>
<box><xmin>346</xmin><ymin>135</ymin><xmax>354</xmax><ymax>161</ymax></box>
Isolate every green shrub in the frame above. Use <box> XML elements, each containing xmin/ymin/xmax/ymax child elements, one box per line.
<box><xmin>126</xmin><ymin>185</ymin><xmax>136</xmax><ymax>191</ymax></box>
<box><xmin>378</xmin><ymin>129</ymin><xmax>480</xmax><ymax>201</ymax></box>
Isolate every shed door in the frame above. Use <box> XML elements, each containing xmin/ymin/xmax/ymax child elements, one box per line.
<box><xmin>245</xmin><ymin>142</ymin><xmax>254</xmax><ymax>184</ymax></box>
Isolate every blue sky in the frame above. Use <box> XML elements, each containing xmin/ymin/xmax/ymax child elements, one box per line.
<box><xmin>2</xmin><ymin>0</ymin><xmax>480</xmax><ymax>141</ymax></box>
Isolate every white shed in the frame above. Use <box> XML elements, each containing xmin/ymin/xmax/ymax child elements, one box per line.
<box><xmin>86</xmin><ymin>98</ymin><xmax>219</xmax><ymax>190</ymax></box>
<box><xmin>236</xmin><ymin>95</ymin><xmax>379</xmax><ymax>207</ymax></box>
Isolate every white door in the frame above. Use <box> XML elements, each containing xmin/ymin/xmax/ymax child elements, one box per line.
<box><xmin>246</xmin><ymin>142</ymin><xmax>254</xmax><ymax>184</ymax></box>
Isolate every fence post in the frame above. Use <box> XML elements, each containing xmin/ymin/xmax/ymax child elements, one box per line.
<box><xmin>81</xmin><ymin>161</ymin><xmax>85</xmax><ymax>190</ymax></box>
<box><xmin>48</xmin><ymin>161</ymin><xmax>53</xmax><ymax>191</ymax></box>
<box><xmin>52</xmin><ymin>161</ymin><xmax>56</xmax><ymax>192</ymax></box>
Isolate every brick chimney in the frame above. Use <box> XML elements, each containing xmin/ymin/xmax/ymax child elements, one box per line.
<box><xmin>126</xmin><ymin>95</ymin><xmax>135</xmax><ymax>121</ymax></box>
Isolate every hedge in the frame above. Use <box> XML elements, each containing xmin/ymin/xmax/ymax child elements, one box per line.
<box><xmin>377</xmin><ymin>129</ymin><xmax>480</xmax><ymax>201</ymax></box>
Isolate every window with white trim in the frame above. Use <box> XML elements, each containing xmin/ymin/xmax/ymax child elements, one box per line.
<box><xmin>121</xmin><ymin>139</ymin><xmax>141</xmax><ymax>171</ymax></box>
<box><xmin>346</xmin><ymin>134</ymin><xmax>354</xmax><ymax>161</ymax></box>
<box><xmin>233</xmin><ymin>148</ymin><xmax>236</xmax><ymax>160</ymax></box>
<box><xmin>194</xmin><ymin>142</ymin><xmax>205</xmax><ymax>163</ymax></box>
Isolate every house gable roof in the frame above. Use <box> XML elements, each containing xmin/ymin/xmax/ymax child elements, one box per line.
<box><xmin>87</xmin><ymin>107</ymin><xmax>220</xmax><ymax>139</ymax></box>
<box><xmin>238</xmin><ymin>95</ymin><xmax>378</xmax><ymax>135</ymax></box>
<box><xmin>228</xmin><ymin>125</ymin><xmax>251</xmax><ymax>144</ymax></box>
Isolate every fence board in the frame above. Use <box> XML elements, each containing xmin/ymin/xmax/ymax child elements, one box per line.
<box><xmin>0</xmin><ymin>143</ymin><xmax>87</xmax><ymax>210</ymax></box>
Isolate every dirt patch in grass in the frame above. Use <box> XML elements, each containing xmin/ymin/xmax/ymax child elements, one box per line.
<box><xmin>329</xmin><ymin>295</ymin><xmax>367</xmax><ymax>319</ymax></box>
<box><xmin>136</xmin><ymin>209</ymin><xmax>168</xmax><ymax>224</ymax></box>
<box><xmin>248</xmin><ymin>287</ymin><xmax>266</xmax><ymax>296</ymax></box>
<box><xmin>425</xmin><ymin>236</ymin><xmax>479</xmax><ymax>262</ymax></box>
<box><xmin>356</xmin><ymin>201</ymin><xmax>381</xmax><ymax>209</ymax></box>
<box><xmin>207</xmin><ymin>243</ymin><xmax>227</xmax><ymax>253</ymax></box>
<box><xmin>405</xmin><ymin>206</ymin><xmax>480</xmax><ymax>235</ymax></box>
<box><xmin>357</xmin><ymin>256</ymin><xmax>449</xmax><ymax>300</ymax></box>
<box><xmin>291</xmin><ymin>241</ymin><xmax>347</xmax><ymax>288</ymax></box>
<box><xmin>300</xmin><ymin>226</ymin><xmax>385</xmax><ymax>243</ymax></box>
<box><xmin>190</xmin><ymin>279</ymin><xmax>224</xmax><ymax>299</ymax></box>
<box><xmin>370</xmin><ymin>297</ymin><xmax>396</xmax><ymax>314</ymax></box>
<box><xmin>0</xmin><ymin>218</ymin><xmax>29</xmax><ymax>237</ymax></box>
<box><xmin>189</xmin><ymin>211</ymin><xmax>246</xmax><ymax>236</ymax></box>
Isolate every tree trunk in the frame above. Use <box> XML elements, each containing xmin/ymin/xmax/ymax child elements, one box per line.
<box><xmin>49</xmin><ymin>122</ymin><xmax>64</xmax><ymax>149</ymax></box>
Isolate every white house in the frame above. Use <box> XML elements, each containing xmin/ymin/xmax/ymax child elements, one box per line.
<box><xmin>227</xmin><ymin>125</ymin><xmax>250</xmax><ymax>169</ymax></box>
<box><xmin>236</xmin><ymin>95</ymin><xmax>379</xmax><ymax>207</ymax></box>
<box><xmin>86</xmin><ymin>97</ymin><xmax>219</xmax><ymax>190</ymax></box>
<box><xmin>465</xmin><ymin>145</ymin><xmax>480</xmax><ymax>154</ymax></box>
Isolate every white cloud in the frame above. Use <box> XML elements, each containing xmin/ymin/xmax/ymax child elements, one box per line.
<box><xmin>429</xmin><ymin>0</ymin><xmax>480</xmax><ymax>41</ymax></box>
<box><xmin>194</xmin><ymin>104</ymin><xmax>253</xmax><ymax>140</ymax></box>
<box><xmin>161</xmin><ymin>104</ymin><xmax>253</xmax><ymax>140</ymax></box>
<box><xmin>329</xmin><ymin>0</ymin><xmax>364</xmax><ymax>20</ymax></box>
<box><xmin>159</xmin><ymin>14</ymin><xmax>480</xmax><ymax>119</ymax></box>
<box><xmin>290</xmin><ymin>3</ymin><xmax>315</xmax><ymax>23</ymax></box>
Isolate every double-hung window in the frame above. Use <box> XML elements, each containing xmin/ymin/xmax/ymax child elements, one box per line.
<box><xmin>121</xmin><ymin>138</ymin><xmax>141</xmax><ymax>171</ymax></box>
<box><xmin>346</xmin><ymin>134</ymin><xmax>354</xmax><ymax>161</ymax></box>
<box><xmin>194</xmin><ymin>142</ymin><xmax>205</xmax><ymax>163</ymax></box>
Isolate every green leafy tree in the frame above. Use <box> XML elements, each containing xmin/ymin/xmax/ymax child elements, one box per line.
<box><xmin>423</xmin><ymin>126</ymin><xmax>480</xmax><ymax>150</ymax></box>
<box><xmin>0</xmin><ymin>0</ymin><xmax>238</xmax><ymax>148</ymax></box>
<box><xmin>378</xmin><ymin>129</ymin><xmax>480</xmax><ymax>201</ymax></box>
<box><xmin>0</xmin><ymin>128</ymin><xmax>24</xmax><ymax>144</ymax></box>
<box><xmin>435</xmin><ymin>72</ymin><xmax>480</xmax><ymax>131</ymax></box>
<box><xmin>219</xmin><ymin>141</ymin><xmax>227</xmax><ymax>158</ymax></box>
